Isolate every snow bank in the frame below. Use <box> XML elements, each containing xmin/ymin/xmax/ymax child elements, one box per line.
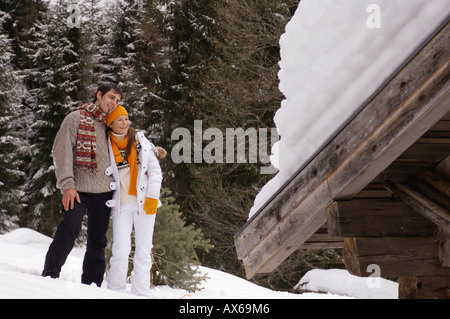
<box><xmin>296</xmin><ymin>269</ymin><xmax>398</xmax><ymax>299</ymax></box>
<box><xmin>250</xmin><ymin>0</ymin><xmax>450</xmax><ymax>217</ymax></box>
<box><xmin>0</xmin><ymin>228</ymin><xmax>398</xmax><ymax>299</ymax></box>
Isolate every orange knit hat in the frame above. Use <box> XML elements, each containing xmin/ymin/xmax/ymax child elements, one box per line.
<box><xmin>106</xmin><ymin>105</ymin><xmax>128</xmax><ymax>127</ymax></box>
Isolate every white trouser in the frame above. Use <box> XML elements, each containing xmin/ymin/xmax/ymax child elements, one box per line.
<box><xmin>108</xmin><ymin>201</ymin><xmax>156</xmax><ymax>296</ymax></box>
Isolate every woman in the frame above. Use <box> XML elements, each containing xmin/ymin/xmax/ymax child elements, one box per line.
<box><xmin>105</xmin><ymin>105</ymin><xmax>163</xmax><ymax>296</ymax></box>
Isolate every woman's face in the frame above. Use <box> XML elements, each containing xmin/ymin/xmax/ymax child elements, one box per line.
<box><xmin>109</xmin><ymin>115</ymin><xmax>130</xmax><ymax>135</ymax></box>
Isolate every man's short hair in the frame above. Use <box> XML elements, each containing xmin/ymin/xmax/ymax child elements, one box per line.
<box><xmin>93</xmin><ymin>82</ymin><xmax>123</xmax><ymax>103</ymax></box>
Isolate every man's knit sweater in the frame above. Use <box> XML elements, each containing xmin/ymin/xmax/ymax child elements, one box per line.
<box><xmin>52</xmin><ymin>110</ymin><xmax>114</xmax><ymax>194</ymax></box>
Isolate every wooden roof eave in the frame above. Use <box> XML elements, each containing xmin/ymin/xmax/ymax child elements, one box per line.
<box><xmin>234</xmin><ymin>19</ymin><xmax>450</xmax><ymax>280</ymax></box>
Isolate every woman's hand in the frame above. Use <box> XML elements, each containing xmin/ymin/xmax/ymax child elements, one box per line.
<box><xmin>144</xmin><ymin>197</ymin><xmax>158</xmax><ymax>215</ymax></box>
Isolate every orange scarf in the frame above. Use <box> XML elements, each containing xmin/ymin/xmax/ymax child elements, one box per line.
<box><xmin>110</xmin><ymin>133</ymin><xmax>138</xmax><ymax>196</ymax></box>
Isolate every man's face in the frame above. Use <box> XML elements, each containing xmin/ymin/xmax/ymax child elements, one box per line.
<box><xmin>96</xmin><ymin>90</ymin><xmax>121</xmax><ymax>114</ymax></box>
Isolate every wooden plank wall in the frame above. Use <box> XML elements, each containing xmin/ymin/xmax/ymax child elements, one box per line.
<box><xmin>334</xmin><ymin>114</ymin><xmax>450</xmax><ymax>298</ymax></box>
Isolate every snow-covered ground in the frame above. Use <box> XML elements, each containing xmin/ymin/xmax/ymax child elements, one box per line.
<box><xmin>0</xmin><ymin>228</ymin><xmax>397</xmax><ymax>299</ymax></box>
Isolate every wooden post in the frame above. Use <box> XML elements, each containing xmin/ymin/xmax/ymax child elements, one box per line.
<box><xmin>399</xmin><ymin>276</ymin><xmax>450</xmax><ymax>299</ymax></box>
<box><xmin>343</xmin><ymin>238</ymin><xmax>361</xmax><ymax>276</ymax></box>
<box><xmin>439</xmin><ymin>228</ymin><xmax>450</xmax><ymax>267</ymax></box>
<box><xmin>440</xmin><ymin>239</ymin><xmax>450</xmax><ymax>267</ymax></box>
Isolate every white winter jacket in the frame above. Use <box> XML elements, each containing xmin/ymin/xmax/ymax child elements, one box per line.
<box><xmin>105</xmin><ymin>131</ymin><xmax>163</xmax><ymax>216</ymax></box>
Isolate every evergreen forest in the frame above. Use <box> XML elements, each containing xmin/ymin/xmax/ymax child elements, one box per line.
<box><xmin>0</xmin><ymin>0</ymin><xmax>343</xmax><ymax>291</ymax></box>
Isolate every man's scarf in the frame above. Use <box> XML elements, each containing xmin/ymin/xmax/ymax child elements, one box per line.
<box><xmin>75</xmin><ymin>103</ymin><xmax>107</xmax><ymax>172</ymax></box>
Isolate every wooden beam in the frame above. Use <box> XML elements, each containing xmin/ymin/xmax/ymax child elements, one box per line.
<box><xmin>372</xmin><ymin>162</ymin><xmax>436</xmax><ymax>184</ymax></box>
<box><xmin>437</xmin><ymin>156</ymin><xmax>450</xmax><ymax>179</ymax></box>
<box><xmin>384</xmin><ymin>180</ymin><xmax>450</xmax><ymax>233</ymax></box>
<box><xmin>234</xmin><ymin>165</ymin><xmax>333</xmax><ymax>262</ymax></box>
<box><xmin>299</xmin><ymin>225</ymin><xmax>344</xmax><ymax>249</ymax></box>
<box><xmin>399</xmin><ymin>143</ymin><xmax>450</xmax><ymax>162</ymax></box>
<box><xmin>439</xmin><ymin>228</ymin><xmax>450</xmax><ymax>267</ymax></box>
<box><xmin>327</xmin><ymin>199</ymin><xmax>437</xmax><ymax>237</ymax></box>
<box><xmin>240</xmin><ymin>185</ymin><xmax>330</xmax><ymax>277</ymax></box>
<box><xmin>420</xmin><ymin>169</ymin><xmax>450</xmax><ymax>197</ymax></box>
<box><xmin>405</xmin><ymin>175</ymin><xmax>450</xmax><ymax>210</ymax></box>
<box><xmin>343</xmin><ymin>237</ymin><xmax>450</xmax><ymax>277</ymax></box>
<box><xmin>331</xmin><ymin>63</ymin><xmax>450</xmax><ymax>200</ymax></box>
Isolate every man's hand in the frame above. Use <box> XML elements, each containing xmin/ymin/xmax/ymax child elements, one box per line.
<box><xmin>62</xmin><ymin>188</ymin><xmax>81</xmax><ymax>211</ymax></box>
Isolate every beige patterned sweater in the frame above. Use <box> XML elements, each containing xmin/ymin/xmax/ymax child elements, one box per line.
<box><xmin>52</xmin><ymin>110</ymin><xmax>114</xmax><ymax>194</ymax></box>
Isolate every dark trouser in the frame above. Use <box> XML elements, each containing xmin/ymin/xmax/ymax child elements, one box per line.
<box><xmin>42</xmin><ymin>191</ymin><xmax>113</xmax><ymax>287</ymax></box>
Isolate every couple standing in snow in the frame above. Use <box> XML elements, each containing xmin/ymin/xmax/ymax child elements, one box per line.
<box><xmin>41</xmin><ymin>82</ymin><xmax>164</xmax><ymax>297</ymax></box>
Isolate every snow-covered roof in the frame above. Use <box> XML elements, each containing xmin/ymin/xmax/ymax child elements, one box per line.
<box><xmin>249</xmin><ymin>0</ymin><xmax>450</xmax><ymax>219</ymax></box>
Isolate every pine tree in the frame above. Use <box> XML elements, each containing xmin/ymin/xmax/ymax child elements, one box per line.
<box><xmin>170</xmin><ymin>0</ymin><xmax>299</xmax><ymax>282</ymax></box>
<box><xmin>24</xmin><ymin>0</ymin><xmax>80</xmax><ymax>235</ymax></box>
<box><xmin>117</xmin><ymin>0</ymin><xmax>150</xmax><ymax>119</ymax></box>
<box><xmin>0</xmin><ymin>0</ymin><xmax>46</xmax><ymax>71</ymax></box>
<box><xmin>0</xmin><ymin>0</ymin><xmax>47</xmax><ymax>230</ymax></box>
<box><xmin>151</xmin><ymin>188</ymin><xmax>212</xmax><ymax>292</ymax></box>
<box><xmin>145</xmin><ymin>0</ymin><xmax>219</xmax><ymax>217</ymax></box>
<box><xmin>95</xmin><ymin>0</ymin><xmax>126</xmax><ymax>85</ymax></box>
<box><xmin>75</xmin><ymin>0</ymin><xmax>102</xmax><ymax>103</ymax></box>
<box><xmin>0</xmin><ymin>10</ymin><xmax>24</xmax><ymax>232</ymax></box>
<box><xmin>102</xmin><ymin>0</ymin><xmax>168</xmax><ymax>139</ymax></box>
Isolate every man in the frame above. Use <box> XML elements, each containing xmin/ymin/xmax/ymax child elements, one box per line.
<box><xmin>42</xmin><ymin>83</ymin><xmax>122</xmax><ymax>287</ymax></box>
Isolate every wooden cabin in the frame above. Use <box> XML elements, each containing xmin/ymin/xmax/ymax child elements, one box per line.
<box><xmin>234</xmin><ymin>19</ymin><xmax>450</xmax><ymax>299</ymax></box>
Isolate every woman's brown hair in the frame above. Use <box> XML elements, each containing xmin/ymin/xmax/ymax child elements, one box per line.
<box><xmin>124</xmin><ymin>126</ymin><xmax>137</xmax><ymax>159</ymax></box>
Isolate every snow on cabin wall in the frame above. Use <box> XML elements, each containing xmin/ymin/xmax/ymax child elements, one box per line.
<box><xmin>249</xmin><ymin>0</ymin><xmax>450</xmax><ymax>218</ymax></box>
